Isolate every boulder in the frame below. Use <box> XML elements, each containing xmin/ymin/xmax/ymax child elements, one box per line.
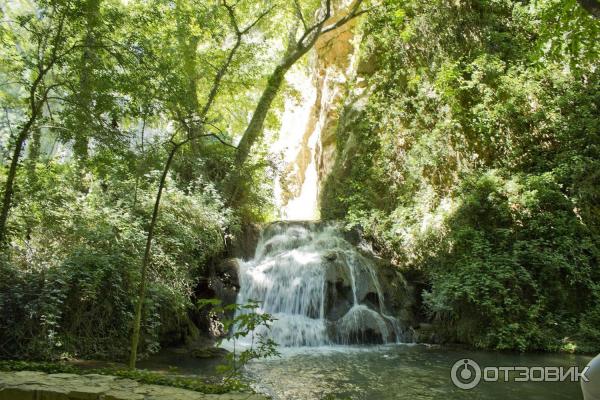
<box><xmin>329</xmin><ymin>305</ymin><xmax>396</xmax><ymax>344</ymax></box>
<box><xmin>320</xmin><ymin>243</ymin><xmax>417</xmax><ymax>337</ymax></box>
<box><xmin>324</xmin><ymin>280</ymin><xmax>354</xmax><ymax>320</ymax></box>
<box><xmin>323</xmin><ymin>252</ymin><xmax>354</xmax><ymax>320</ymax></box>
<box><xmin>189</xmin><ymin>346</ymin><xmax>229</xmax><ymax>359</ymax></box>
<box><xmin>209</xmin><ymin>258</ymin><xmax>241</xmax><ymax>322</ymax></box>
<box><xmin>323</xmin><ymin>252</ymin><xmax>352</xmax><ymax>287</ymax></box>
<box><xmin>227</xmin><ymin>224</ymin><xmax>261</xmax><ymax>260</ymax></box>
<box><xmin>214</xmin><ymin>258</ymin><xmax>240</xmax><ymax>288</ymax></box>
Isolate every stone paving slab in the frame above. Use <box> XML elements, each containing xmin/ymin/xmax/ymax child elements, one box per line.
<box><xmin>0</xmin><ymin>371</ymin><xmax>268</xmax><ymax>400</ymax></box>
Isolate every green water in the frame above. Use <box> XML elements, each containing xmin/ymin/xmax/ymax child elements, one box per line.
<box><xmin>242</xmin><ymin>344</ymin><xmax>592</xmax><ymax>400</ymax></box>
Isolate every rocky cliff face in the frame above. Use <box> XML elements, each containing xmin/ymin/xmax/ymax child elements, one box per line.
<box><xmin>312</xmin><ymin>6</ymin><xmax>361</xmax><ymax>189</ymax></box>
<box><xmin>277</xmin><ymin>1</ymin><xmax>363</xmax><ymax>215</ymax></box>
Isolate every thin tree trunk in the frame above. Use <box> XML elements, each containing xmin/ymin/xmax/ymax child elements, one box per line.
<box><xmin>0</xmin><ymin>121</ymin><xmax>34</xmax><ymax>245</ymax></box>
<box><xmin>0</xmin><ymin>79</ymin><xmax>50</xmax><ymax>244</ymax></box>
<box><xmin>26</xmin><ymin>128</ymin><xmax>42</xmax><ymax>184</ymax></box>
<box><xmin>128</xmin><ymin>143</ymin><xmax>178</xmax><ymax>369</ymax></box>
<box><xmin>74</xmin><ymin>0</ymin><xmax>101</xmax><ymax>161</ymax></box>
<box><xmin>0</xmin><ymin>9</ymin><xmax>68</xmax><ymax>244</ymax></box>
<box><xmin>132</xmin><ymin>118</ymin><xmax>146</xmax><ymax>210</ymax></box>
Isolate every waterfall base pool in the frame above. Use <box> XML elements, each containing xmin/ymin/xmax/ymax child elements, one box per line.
<box><xmin>242</xmin><ymin>344</ymin><xmax>592</xmax><ymax>400</ymax></box>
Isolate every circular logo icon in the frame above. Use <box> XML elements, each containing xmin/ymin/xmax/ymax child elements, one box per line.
<box><xmin>451</xmin><ymin>358</ymin><xmax>482</xmax><ymax>390</ymax></box>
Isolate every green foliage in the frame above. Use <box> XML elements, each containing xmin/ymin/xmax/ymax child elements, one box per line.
<box><xmin>322</xmin><ymin>0</ymin><xmax>600</xmax><ymax>351</ymax></box>
<box><xmin>0</xmin><ymin>162</ymin><xmax>229</xmax><ymax>360</ymax></box>
<box><xmin>198</xmin><ymin>299</ymin><xmax>280</xmax><ymax>380</ymax></box>
<box><xmin>0</xmin><ymin>0</ymin><xmax>301</xmax><ymax>362</ymax></box>
<box><xmin>424</xmin><ymin>172</ymin><xmax>599</xmax><ymax>351</ymax></box>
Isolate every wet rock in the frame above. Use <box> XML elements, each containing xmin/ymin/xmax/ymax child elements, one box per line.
<box><xmin>215</xmin><ymin>258</ymin><xmax>240</xmax><ymax>289</ymax></box>
<box><xmin>321</xmin><ymin>243</ymin><xmax>417</xmax><ymax>342</ymax></box>
<box><xmin>411</xmin><ymin>322</ymin><xmax>437</xmax><ymax>344</ymax></box>
<box><xmin>189</xmin><ymin>346</ymin><xmax>229</xmax><ymax>359</ymax></box>
<box><xmin>324</xmin><ymin>253</ymin><xmax>352</xmax><ymax>287</ymax></box>
<box><xmin>324</xmin><ymin>280</ymin><xmax>354</xmax><ymax>320</ymax></box>
<box><xmin>329</xmin><ymin>305</ymin><xmax>396</xmax><ymax>344</ymax></box>
<box><xmin>185</xmin><ymin>335</ymin><xmax>222</xmax><ymax>357</ymax></box>
<box><xmin>362</xmin><ymin>292</ymin><xmax>381</xmax><ymax>310</ymax></box>
<box><xmin>208</xmin><ymin>258</ymin><xmax>241</xmax><ymax>327</ymax></box>
<box><xmin>232</xmin><ymin>221</ymin><xmax>419</xmax><ymax>345</ymax></box>
<box><xmin>365</xmin><ymin>256</ymin><xmax>417</xmax><ymax>326</ymax></box>
<box><xmin>227</xmin><ymin>224</ymin><xmax>261</xmax><ymax>260</ymax></box>
<box><xmin>323</xmin><ymin>253</ymin><xmax>355</xmax><ymax>320</ymax></box>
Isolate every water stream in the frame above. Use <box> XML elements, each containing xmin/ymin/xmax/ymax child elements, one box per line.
<box><xmin>219</xmin><ymin>222</ymin><xmax>593</xmax><ymax>399</ymax></box>
<box><xmin>244</xmin><ymin>345</ymin><xmax>591</xmax><ymax>400</ymax></box>
<box><xmin>142</xmin><ymin>344</ymin><xmax>592</xmax><ymax>399</ymax></box>
<box><xmin>233</xmin><ymin>221</ymin><xmax>403</xmax><ymax>347</ymax></box>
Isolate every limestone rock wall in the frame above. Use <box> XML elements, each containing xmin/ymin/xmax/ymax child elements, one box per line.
<box><xmin>278</xmin><ymin>1</ymin><xmax>363</xmax><ymax>212</ymax></box>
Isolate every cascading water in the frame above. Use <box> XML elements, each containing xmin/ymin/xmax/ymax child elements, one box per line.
<box><xmin>233</xmin><ymin>221</ymin><xmax>404</xmax><ymax>347</ymax></box>
<box><xmin>233</xmin><ymin>7</ymin><xmax>401</xmax><ymax>348</ymax></box>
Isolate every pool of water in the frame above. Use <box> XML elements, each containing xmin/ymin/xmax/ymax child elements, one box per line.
<box><xmin>242</xmin><ymin>344</ymin><xmax>593</xmax><ymax>400</ymax></box>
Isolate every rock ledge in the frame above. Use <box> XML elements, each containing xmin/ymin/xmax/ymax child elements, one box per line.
<box><xmin>0</xmin><ymin>371</ymin><xmax>267</xmax><ymax>400</ymax></box>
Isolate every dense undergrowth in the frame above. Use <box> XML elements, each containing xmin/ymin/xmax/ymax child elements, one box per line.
<box><xmin>321</xmin><ymin>0</ymin><xmax>600</xmax><ymax>352</ymax></box>
<box><xmin>0</xmin><ymin>0</ymin><xmax>284</xmax><ymax>363</ymax></box>
<box><xmin>0</xmin><ymin>149</ymin><xmax>273</xmax><ymax>360</ymax></box>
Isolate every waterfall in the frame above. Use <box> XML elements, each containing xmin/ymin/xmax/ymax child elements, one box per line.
<box><xmin>233</xmin><ymin>13</ymin><xmax>394</xmax><ymax>348</ymax></box>
<box><xmin>234</xmin><ymin>222</ymin><xmax>404</xmax><ymax>347</ymax></box>
<box><xmin>271</xmin><ymin>7</ymin><xmax>361</xmax><ymax>221</ymax></box>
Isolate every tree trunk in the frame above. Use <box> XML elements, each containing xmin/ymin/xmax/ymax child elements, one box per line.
<box><xmin>225</xmin><ymin>47</ymin><xmax>310</xmax><ymax>205</ymax></box>
<box><xmin>27</xmin><ymin>128</ymin><xmax>42</xmax><ymax>182</ymax></box>
<box><xmin>231</xmin><ymin>0</ymin><xmax>366</xmax><ymax>170</ymax></box>
<box><xmin>128</xmin><ymin>144</ymin><xmax>178</xmax><ymax>369</ymax></box>
<box><xmin>234</xmin><ymin>51</ymin><xmax>309</xmax><ymax>169</ymax></box>
<box><xmin>0</xmin><ymin>121</ymin><xmax>34</xmax><ymax>245</ymax></box>
<box><xmin>74</xmin><ymin>0</ymin><xmax>101</xmax><ymax>161</ymax></box>
<box><xmin>0</xmin><ymin>5</ymin><xmax>67</xmax><ymax>244</ymax></box>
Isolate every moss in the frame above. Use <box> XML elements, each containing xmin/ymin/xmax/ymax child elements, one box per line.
<box><xmin>0</xmin><ymin>360</ymin><xmax>247</xmax><ymax>394</ymax></box>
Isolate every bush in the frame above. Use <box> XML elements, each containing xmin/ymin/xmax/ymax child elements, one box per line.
<box><xmin>424</xmin><ymin>172</ymin><xmax>599</xmax><ymax>351</ymax></box>
<box><xmin>320</xmin><ymin>0</ymin><xmax>600</xmax><ymax>352</ymax></box>
<box><xmin>0</xmin><ymin>162</ymin><xmax>229</xmax><ymax>360</ymax></box>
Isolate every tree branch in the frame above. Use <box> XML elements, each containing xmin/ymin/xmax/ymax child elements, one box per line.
<box><xmin>293</xmin><ymin>0</ymin><xmax>307</xmax><ymax>30</ymax></box>
<box><xmin>199</xmin><ymin>0</ymin><xmax>274</xmax><ymax>119</ymax></box>
<box><xmin>232</xmin><ymin>0</ymin><xmax>366</xmax><ymax>174</ymax></box>
<box><xmin>322</xmin><ymin>0</ymin><xmax>367</xmax><ymax>35</ymax></box>
<box><xmin>297</xmin><ymin>0</ymin><xmax>333</xmax><ymax>49</ymax></box>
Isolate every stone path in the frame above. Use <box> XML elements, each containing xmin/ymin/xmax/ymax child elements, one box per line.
<box><xmin>0</xmin><ymin>371</ymin><xmax>268</xmax><ymax>400</ymax></box>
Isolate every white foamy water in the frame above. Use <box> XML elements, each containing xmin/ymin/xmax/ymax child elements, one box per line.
<box><xmin>231</xmin><ymin>222</ymin><xmax>403</xmax><ymax>347</ymax></box>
